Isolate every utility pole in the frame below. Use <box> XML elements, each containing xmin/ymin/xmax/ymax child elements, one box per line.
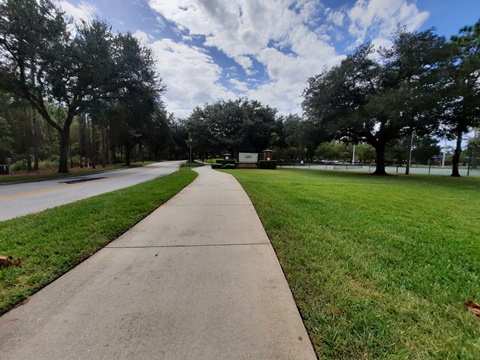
<box><xmin>442</xmin><ymin>138</ymin><xmax>446</xmax><ymax>168</ymax></box>
<box><xmin>406</xmin><ymin>131</ymin><xmax>414</xmax><ymax>175</ymax></box>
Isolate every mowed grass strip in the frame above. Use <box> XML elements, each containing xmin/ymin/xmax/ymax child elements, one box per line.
<box><xmin>229</xmin><ymin>169</ymin><xmax>480</xmax><ymax>359</ymax></box>
<box><xmin>0</xmin><ymin>168</ymin><xmax>197</xmax><ymax>314</ymax></box>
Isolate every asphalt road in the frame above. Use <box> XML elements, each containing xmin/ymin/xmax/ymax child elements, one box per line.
<box><xmin>0</xmin><ymin>161</ymin><xmax>182</xmax><ymax>221</ymax></box>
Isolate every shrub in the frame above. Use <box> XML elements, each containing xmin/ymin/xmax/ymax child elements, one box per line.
<box><xmin>180</xmin><ymin>162</ymin><xmax>204</xmax><ymax>168</ymax></box>
<box><xmin>70</xmin><ymin>155</ymin><xmax>83</xmax><ymax>167</ymax></box>
<box><xmin>38</xmin><ymin>160</ymin><xmax>57</xmax><ymax>170</ymax></box>
<box><xmin>211</xmin><ymin>164</ymin><xmax>223</xmax><ymax>169</ymax></box>
<box><xmin>221</xmin><ymin>159</ymin><xmax>236</xmax><ymax>165</ymax></box>
<box><xmin>9</xmin><ymin>160</ymin><xmax>27</xmax><ymax>172</ymax></box>
<box><xmin>222</xmin><ymin>164</ymin><xmax>236</xmax><ymax>169</ymax></box>
<box><xmin>258</xmin><ymin>160</ymin><xmax>277</xmax><ymax>169</ymax></box>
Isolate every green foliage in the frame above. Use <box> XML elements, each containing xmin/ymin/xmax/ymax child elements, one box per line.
<box><xmin>0</xmin><ymin>0</ymin><xmax>165</xmax><ymax>173</ymax></box>
<box><xmin>282</xmin><ymin>114</ymin><xmax>321</xmax><ymax>160</ymax></box>
<box><xmin>258</xmin><ymin>160</ymin><xmax>277</xmax><ymax>169</ymax></box>
<box><xmin>211</xmin><ymin>163</ymin><xmax>223</xmax><ymax>169</ymax></box>
<box><xmin>184</xmin><ymin>99</ymin><xmax>277</xmax><ymax>156</ymax></box>
<box><xmin>440</xmin><ymin>20</ymin><xmax>480</xmax><ymax>176</ymax></box>
<box><xmin>384</xmin><ymin>135</ymin><xmax>441</xmax><ymax>165</ymax></box>
<box><xmin>9</xmin><ymin>160</ymin><xmax>27</xmax><ymax>172</ymax></box>
<box><xmin>222</xmin><ymin>163</ymin><xmax>236</xmax><ymax>169</ymax></box>
<box><xmin>315</xmin><ymin>141</ymin><xmax>351</xmax><ymax>161</ymax></box>
<box><xmin>0</xmin><ymin>116</ymin><xmax>13</xmax><ymax>159</ymax></box>
<box><xmin>355</xmin><ymin>143</ymin><xmax>376</xmax><ymax>162</ymax></box>
<box><xmin>303</xmin><ymin>29</ymin><xmax>449</xmax><ymax>175</ymax></box>
<box><xmin>231</xmin><ymin>169</ymin><xmax>480</xmax><ymax>359</ymax></box>
<box><xmin>0</xmin><ymin>168</ymin><xmax>197</xmax><ymax>314</ymax></box>
<box><xmin>203</xmin><ymin>158</ymin><xmax>222</xmax><ymax>164</ymax></box>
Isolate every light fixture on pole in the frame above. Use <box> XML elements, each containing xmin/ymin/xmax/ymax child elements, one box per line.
<box><xmin>187</xmin><ymin>136</ymin><xmax>193</xmax><ymax>163</ymax></box>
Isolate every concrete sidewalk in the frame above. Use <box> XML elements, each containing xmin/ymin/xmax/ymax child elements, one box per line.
<box><xmin>0</xmin><ymin>166</ymin><xmax>317</xmax><ymax>360</ymax></box>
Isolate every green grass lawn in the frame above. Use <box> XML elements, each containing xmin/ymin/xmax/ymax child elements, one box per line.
<box><xmin>228</xmin><ymin>169</ymin><xmax>480</xmax><ymax>359</ymax></box>
<box><xmin>0</xmin><ymin>168</ymin><xmax>197</xmax><ymax>314</ymax></box>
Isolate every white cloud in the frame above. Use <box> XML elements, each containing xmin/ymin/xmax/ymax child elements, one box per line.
<box><xmin>133</xmin><ymin>30</ymin><xmax>151</xmax><ymax>45</ymax></box>
<box><xmin>326</xmin><ymin>9</ymin><xmax>345</xmax><ymax>27</ymax></box>
<box><xmin>348</xmin><ymin>0</ymin><xmax>429</xmax><ymax>44</ymax></box>
<box><xmin>233</xmin><ymin>55</ymin><xmax>253</xmax><ymax>74</ymax></box>
<box><xmin>229</xmin><ymin>79</ymin><xmax>249</xmax><ymax>92</ymax></box>
<box><xmin>149</xmin><ymin>39</ymin><xmax>237</xmax><ymax>118</ymax></box>
<box><xmin>57</xmin><ymin>1</ymin><xmax>98</xmax><ymax>24</ymax></box>
<box><xmin>147</xmin><ymin>0</ymin><xmax>346</xmax><ymax>116</ymax></box>
<box><xmin>148</xmin><ymin>0</ymin><xmax>298</xmax><ymax>65</ymax></box>
<box><xmin>145</xmin><ymin>0</ymin><xmax>429</xmax><ymax>117</ymax></box>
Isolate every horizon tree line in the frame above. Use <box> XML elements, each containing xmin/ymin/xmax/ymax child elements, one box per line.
<box><xmin>0</xmin><ymin>0</ymin><xmax>478</xmax><ymax>177</ymax></box>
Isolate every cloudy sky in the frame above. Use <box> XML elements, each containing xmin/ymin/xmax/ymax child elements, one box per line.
<box><xmin>57</xmin><ymin>0</ymin><xmax>480</xmax><ymax>119</ymax></box>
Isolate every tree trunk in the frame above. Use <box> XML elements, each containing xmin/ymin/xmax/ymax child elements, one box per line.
<box><xmin>33</xmin><ymin>115</ymin><xmax>39</xmax><ymax>171</ymax></box>
<box><xmin>102</xmin><ymin>125</ymin><xmax>107</xmax><ymax>167</ymax></box>
<box><xmin>30</xmin><ymin>60</ymin><xmax>38</xmax><ymax>171</ymax></box>
<box><xmin>58</xmin><ymin>115</ymin><xmax>74</xmax><ymax>173</ymax></box>
<box><xmin>125</xmin><ymin>144</ymin><xmax>132</xmax><ymax>165</ymax></box>
<box><xmin>451</xmin><ymin>130</ymin><xmax>463</xmax><ymax>177</ymax></box>
<box><xmin>372</xmin><ymin>143</ymin><xmax>388</xmax><ymax>175</ymax></box>
<box><xmin>91</xmin><ymin>120</ymin><xmax>96</xmax><ymax>169</ymax></box>
<box><xmin>24</xmin><ymin>109</ymin><xmax>32</xmax><ymax>171</ymax></box>
<box><xmin>110</xmin><ymin>145</ymin><xmax>116</xmax><ymax>165</ymax></box>
<box><xmin>58</xmin><ymin>128</ymin><xmax>70</xmax><ymax>173</ymax></box>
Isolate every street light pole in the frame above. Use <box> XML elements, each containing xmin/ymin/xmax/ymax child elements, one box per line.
<box><xmin>188</xmin><ymin>136</ymin><xmax>193</xmax><ymax>163</ymax></box>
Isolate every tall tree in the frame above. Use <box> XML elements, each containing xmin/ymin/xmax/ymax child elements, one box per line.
<box><xmin>282</xmin><ymin>114</ymin><xmax>323</xmax><ymax>161</ymax></box>
<box><xmin>106</xmin><ymin>32</ymin><xmax>164</xmax><ymax>165</ymax></box>
<box><xmin>0</xmin><ymin>0</ymin><xmax>119</xmax><ymax>172</ymax></box>
<box><xmin>240</xmin><ymin>100</ymin><xmax>277</xmax><ymax>152</ymax></box>
<box><xmin>0</xmin><ymin>0</ymin><xmax>164</xmax><ymax>172</ymax></box>
<box><xmin>303</xmin><ymin>29</ymin><xmax>448</xmax><ymax>175</ymax></box>
<box><xmin>185</xmin><ymin>99</ymin><xmax>276</xmax><ymax>157</ymax></box>
<box><xmin>440</xmin><ymin>20</ymin><xmax>480</xmax><ymax>177</ymax></box>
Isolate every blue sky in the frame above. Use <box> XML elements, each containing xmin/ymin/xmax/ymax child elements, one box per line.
<box><xmin>57</xmin><ymin>0</ymin><xmax>480</xmax><ymax>119</ymax></box>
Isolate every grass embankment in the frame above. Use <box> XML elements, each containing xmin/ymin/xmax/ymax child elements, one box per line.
<box><xmin>0</xmin><ymin>168</ymin><xmax>197</xmax><ymax>314</ymax></box>
<box><xmin>229</xmin><ymin>169</ymin><xmax>480</xmax><ymax>359</ymax></box>
<box><xmin>0</xmin><ymin>161</ymin><xmax>156</xmax><ymax>184</ymax></box>
<box><xmin>203</xmin><ymin>158</ymin><xmax>222</xmax><ymax>164</ymax></box>
<box><xmin>180</xmin><ymin>161</ymin><xmax>204</xmax><ymax>168</ymax></box>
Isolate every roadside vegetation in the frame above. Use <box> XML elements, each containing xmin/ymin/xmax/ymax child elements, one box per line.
<box><xmin>1</xmin><ymin>1</ymin><xmax>478</xmax><ymax>177</ymax></box>
<box><xmin>0</xmin><ymin>161</ymin><xmax>156</xmax><ymax>183</ymax></box>
<box><xmin>180</xmin><ymin>161</ymin><xmax>204</xmax><ymax>168</ymax></box>
<box><xmin>229</xmin><ymin>169</ymin><xmax>480</xmax><ymax>359</ymax></box>
<box><xmin>0</xmin><ymin>168</ymin><xmax>197</xmax><ymax>314</ymax></box>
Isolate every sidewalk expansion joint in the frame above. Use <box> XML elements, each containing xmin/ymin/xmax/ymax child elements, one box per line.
<box><xmin>164</xmin><ymin>204</ymin><xmax>253</xmax><ymax>206</ymax></box>
<box><xmin>106</xmin><ymin>243</ymin><xmax>271</xmax><ymax>249</ymax></box>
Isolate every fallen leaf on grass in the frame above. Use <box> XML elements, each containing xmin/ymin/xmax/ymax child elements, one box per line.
<box><xmin>465</xmin><ymin>301</ymin><xmax>480</xmax><ymax>316</ymax></box>
<box><xmin>0</xmin><ymin>255</ymin><xmax>21</xmax><ymax>267</ymax></box>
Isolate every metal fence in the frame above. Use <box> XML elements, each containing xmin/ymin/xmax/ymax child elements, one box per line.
<box><xmin>277</xmin><ymin>162</ymin><xmax>480</xmax><ymax>177</ymax></box>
